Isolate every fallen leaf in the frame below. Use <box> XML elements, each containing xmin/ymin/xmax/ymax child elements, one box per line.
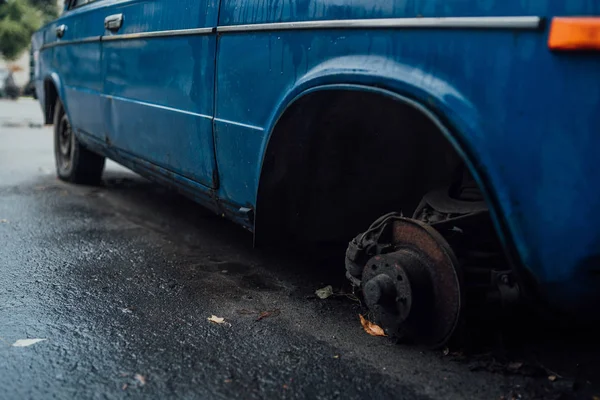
<box><xmin>12</xmin><ymin>338</ymin><xmax>47</xmax><ymax>347</ymax></box>
<box><xmin>333</xmin><ymin>355</ymin><xmax>340</xmax><ymax>359</ymax></box>
<box><xmin>134</xmin><ymin>374</ymin><xmax>146</xmax><ymax>386</ymax></box>
<box><xmin>283</xmin><ymin>384</ymin><xmax>289</xmax><ymax>389</ymax></box>
<box><xmin>548</xmin><ymin>375</ymin><xmax>557</xmax><ymax>382</ymax></box>
<box><xmin>315</xmin><ymin>285</ymin><xmax>334</xmax><ymax>299</ymax></box>
<box><xmin>0</xmin><ymin>219</ymin><xmax>8</xmax><ymax>224</ymax></box>
<box><xmin>208</xmin><ymin>315</ymin><xmax>226</xmax><ymax>324</ymax></box>
<box><xmin>359</xmin><ymin>315</ymin><xmax>387</xmax><ymax>337</ymax></box>
<box><xmin>256</xmin><ymin>309</ymin><xmax>280</xmax><ymax>321</ymax></box>
<box><xmin>508</xmin><ymin>362</ymin><xmax>523</xmax><ymax>371</ymax></box>
<box><xmin>122</xmin><ymin>384</ymin><xmax>128</xmax><ymax>391</ymax></box>
<box><xmin>224</xmin><ymin>379</ymin><xmax>232</xmax><ymax>384</ymax></box>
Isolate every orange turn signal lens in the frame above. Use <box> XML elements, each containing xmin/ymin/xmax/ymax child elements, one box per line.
<box><xmin>548</xmin><ymin>17</ymin><xmax>600</xmax><ymax>50</ymax></box>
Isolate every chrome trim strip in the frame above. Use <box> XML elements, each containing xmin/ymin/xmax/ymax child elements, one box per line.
<box><xmin>217</xmin><ymin>16</ymin><xmax>542</xmax><ymax>33</ymax></box>
<box><xmin>40</xmin><ymin>36</ymin><xmax>101</xmax><ymax>50</ymax></box>
<box><xmin>101</xmin><ymin>94</ymin><xmax>213</xmax><ymax>119</ymax></box>
<box><xmin>102</xmin><ymin>27</ymin><xmax>214</xmax><ymax>41</ymax></box>
<box><xmin>38</xmin><ymin>16</ymin><xmax>541</xmax><ymax>51</ymax></box>
<box><xmin>214</xmin><ymin>118</ymin><xmax>264</xmax><ymax>132</ymax></box>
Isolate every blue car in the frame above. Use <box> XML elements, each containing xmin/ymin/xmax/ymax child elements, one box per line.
<box><xmin>33</xmin><ymin>0</ymin><xmax>600</xmax><ymax>345</ymax></box>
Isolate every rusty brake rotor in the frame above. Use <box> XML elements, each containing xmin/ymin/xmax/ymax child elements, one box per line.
<box><xmin>359</xmin><ymin>218</ymin><xmax>463</xmax><ymax>347</ymax></box>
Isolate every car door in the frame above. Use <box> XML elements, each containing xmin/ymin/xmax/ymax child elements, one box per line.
<box><xmin>101</xmin><ymin>0</ymin><xmax>219</xmax><ymax>188</ymax></box>
<box><xmin>51</xmin><ymin>0</ymin><xmax>108</xmax><ymax>142</ymax></box>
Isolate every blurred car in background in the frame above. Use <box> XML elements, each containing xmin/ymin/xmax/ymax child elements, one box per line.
<box><xmin>0</xmin><ymin>68</ymin><xmax>19</xmax><ymax>100</ymax></box>
<box><xmin>23</xmin><ymin>47</ymin><xmax>37</xmax><ymax>99</ymax></box>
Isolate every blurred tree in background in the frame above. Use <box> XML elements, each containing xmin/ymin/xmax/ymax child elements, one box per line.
<box><xmin>0</xmin><ymin>0</ymin><xmax>58</xmax><ymax>60</ymax></box>
<box><xmin>29</xmin><ymin>0</ymin><xmax>58</xmax><ymax>19</ymax></box>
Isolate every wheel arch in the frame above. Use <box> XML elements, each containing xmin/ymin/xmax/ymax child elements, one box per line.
<box><xmin>253</xmin><ymin>67</ymin><xmax>530</xmax><ymax>295</ymax></box>
<box><xmin>42</xmin><ymin>72</ymin><xmax>65</xmax><ymax>125</ymax></box>
<box><xmin>255</xmin><ymin>83</ymin><xmax>502</xmax><ymax>239</ymax></box>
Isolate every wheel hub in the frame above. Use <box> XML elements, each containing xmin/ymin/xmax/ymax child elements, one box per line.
<box><xmin>362</xmin><ymin>250</ymin><xmax>436</xmax><ymax>340</ymax></box>
<box><xmin>348</xmin><ymin>216</ymin><xmax>463</xmax><ymax>347</ymax></box>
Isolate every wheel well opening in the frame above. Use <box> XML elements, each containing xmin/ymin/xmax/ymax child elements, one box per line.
<box><xmin>44</xmin><ymin>78</ymin><xmax>58</xmax><ymax>125</ymax></box>
<box><xmin>256</xmin><ymin>89</ymin><xmax>471</xmax><ymax>244</ymax></box>
<box><xmin>255</xmin><ymin>88</ymin><xmax>551</xmax><ymax>326</ymax></box>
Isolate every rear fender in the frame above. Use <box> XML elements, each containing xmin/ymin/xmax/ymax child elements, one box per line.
<box><xmin>258</xmin><ymin>55</ymin><xmax>531</xmax><ymax>300</ymax></box>
<box><xmin>264</xmin><ymin>55</ymin><xmax>482</xmax><ymax>146</ymax></box>
<box><xmin>261</xmin><ymin>56</ymin><xmax>501</xmax><ymax>236</ymax></box>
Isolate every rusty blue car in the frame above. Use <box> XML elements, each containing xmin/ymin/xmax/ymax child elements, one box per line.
<box><xmin>32</xmin><ymin>0</ymin><xmax>600</xmax><ymax>345</ymax></box>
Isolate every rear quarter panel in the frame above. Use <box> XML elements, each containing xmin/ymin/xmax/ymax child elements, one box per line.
<box><xmin>215</xmin><ymin>0</ymin><xmax>600</xmax><ymax>313</ymax></box>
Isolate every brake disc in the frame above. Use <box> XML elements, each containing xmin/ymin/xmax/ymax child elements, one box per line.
<box><xmin>348</xmin><ymin>217</ymin><xmax>463</xmax><ymax>347</ymax></box>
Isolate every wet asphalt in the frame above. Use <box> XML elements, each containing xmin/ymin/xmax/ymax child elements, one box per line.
<box><xmin>0</xmin><ymin>99</ymin><xmax>598</xmax><ymax>400</ymax></box>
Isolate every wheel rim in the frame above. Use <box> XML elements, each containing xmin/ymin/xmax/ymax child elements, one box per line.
<box><xmin>57</xmin><ymin>113</ymin><xmax>73</xmax><ymax>171</ymax></box>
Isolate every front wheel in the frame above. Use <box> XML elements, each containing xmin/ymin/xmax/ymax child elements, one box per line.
<box><xmin>54</xmin><ymin>99</ymin><xmax>105</xmax><ymax>185</ymax></box>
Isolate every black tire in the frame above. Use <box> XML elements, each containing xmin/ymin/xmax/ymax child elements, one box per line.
<box><xmin>54</xmin><ymin>99</ymin><xmax>105</xmax><ymax>185</ymax></box>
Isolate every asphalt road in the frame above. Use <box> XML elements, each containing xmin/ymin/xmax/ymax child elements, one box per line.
<box><xmin>0</xmin><ymin>99</ymin><xmax>598</xmax><ymax>400</ymax></box>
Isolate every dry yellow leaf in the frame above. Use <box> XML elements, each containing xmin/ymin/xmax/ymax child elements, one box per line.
<box><xmin>208</xmin><ymin>315</ymin><xmax>226</xmax><ymax>324</ymax></box>
<box><xmin>315</xmin><ymin>285</ymin><xmax>334</xmax><ymax>299</ymax></box>
<box><xmin>134</xmin><ymin>374</ymin><xmax>146</xmax><ymax>386</ymax></box>
<box><xmin>359</xmin><ymin>314</ymin><xmax>387</xmax><ymax>337</ymax></box>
